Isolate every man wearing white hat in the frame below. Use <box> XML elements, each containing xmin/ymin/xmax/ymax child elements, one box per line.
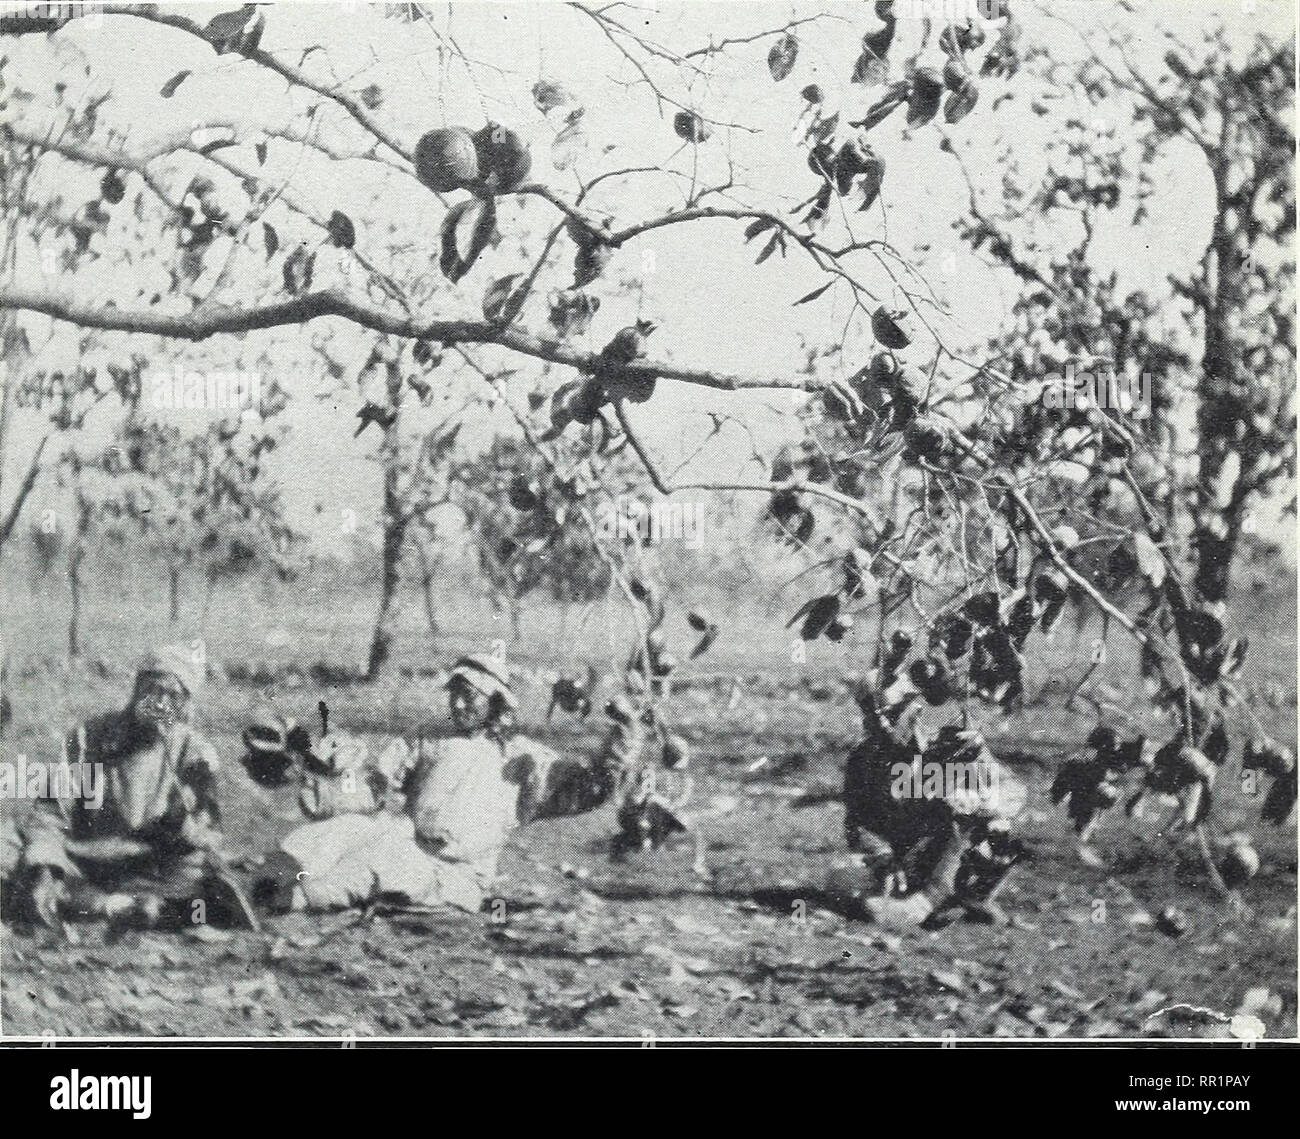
<box><xmin>260</xmin><ymin>653</ymin><xmax>619</xmax><ymax>915</ymax></box>
<box><xmin>9</xmin><ymin>645</ymin><xmax>235</xmax><ymax>935</ymax></box>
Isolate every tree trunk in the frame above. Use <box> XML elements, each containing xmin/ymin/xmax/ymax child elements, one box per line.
<box><xmin>168</xmin><ymin>565</ymin><xmax>181</xmax><ymax>623</ymax></box>
<box><xmin>365</xmin><ymin>351</ymin><xmax>406</xmax><ymax>680</ymax></box>
<box><xmin>1192</xmin><ymin>172</ymin><xmax>1248</xmax><ymax>604</ymax></box>
<box><xmin>66</xmin><ymin>496</ymin><xmax>94</xmax><ymax>659</ymax></box>
<box><xmin>416</xmin><ymin>541</ymin><xmax>440</xmax><ymax>639</ymax></box>
<box><xmin>68</xmin><ymin>542</ymin><xmax>85</xmax><ymax>659</ymax></box>
<box><xmin>367</xmin><ymin>514</ymin><xmax>405</xmax><ymax>679</ymax></box>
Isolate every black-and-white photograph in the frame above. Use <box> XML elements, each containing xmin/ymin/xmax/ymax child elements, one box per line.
<box><xmin>0</xmin><ymin>0</ymin><xmax>1294</xmax><ymax>1045</ymax></box>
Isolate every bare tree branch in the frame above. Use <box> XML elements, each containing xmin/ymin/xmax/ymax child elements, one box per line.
<box><xmin>0</xmin><ymin>284</ymin><xmax>819</xmax><ymax>395</ymax></box>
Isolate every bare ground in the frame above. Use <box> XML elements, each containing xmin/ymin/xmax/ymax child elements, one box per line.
<box><xmin>2</xmin><ymin>663</ymin><xmax>1295</xmax><ymax>1040</ymax></box>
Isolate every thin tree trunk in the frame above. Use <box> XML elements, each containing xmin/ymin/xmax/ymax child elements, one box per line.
<box><xmin>68</xmin><ymin>543</ymin><xmax>85</xmax><ymax>659</ymax></box>
<box><xmin>168</xmin><ymin>565</ymin><xmax>181</xmax><ymax>623</ymax></box>
<box><xmin>367</xmin><ymin>518</ymin><xmax>405</xmax><ymax>679</ymax></box>
<box><xmin>366</xmin><ymin>349</ymin><xmax>405</xmax><ymax>680</ymax></box>
<box><xmin>416</xmin><ymin>541</ymin><xmax>440</xmax><ymax>639</ymax></box>
<box><xmin>66</xmin><ymin>496</ymin><xmax>93</xmax><ymax>659</ymax></box>
<box><xmin>1193</xmin><ymin>167</ymin><xmax>1248</xmax><ymax>604</ymax></box>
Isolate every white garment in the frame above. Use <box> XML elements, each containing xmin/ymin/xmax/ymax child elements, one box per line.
<box><xmin>281</xmin><ymin>812</ymin><xmax>483</xmax><ymax>913</ymax></box>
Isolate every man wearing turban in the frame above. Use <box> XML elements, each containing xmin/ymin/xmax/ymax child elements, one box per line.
<box><xmin>9</xmin><ymin>644</ymin><xmax>235</xmax><ymax>935</ymax></box>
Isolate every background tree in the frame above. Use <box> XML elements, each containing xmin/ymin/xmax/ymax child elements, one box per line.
<box><xmin>110</xmin><ymin>403</ymin><xmax>299</xmax><ymax>626</ymax></box>
<box><xmin>0</xmin><ymin>52</ymin><xmax>163</xmax><ymax>550</ymax></box>
<box><xmin>1024</xmin><ymin>5</ymin><xmax>1297</xmax><ymax>601</ymax></box>
<box><xmin>452</xmin><ymin>432</ymin><xmax>633</xmax><ymax>638</ymax></box>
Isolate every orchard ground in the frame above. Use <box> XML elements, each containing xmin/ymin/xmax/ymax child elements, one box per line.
<box><xmin>1</xmin><ymin>560</ymin><xmax>1295</xmax><ymax>1039</ymax></box>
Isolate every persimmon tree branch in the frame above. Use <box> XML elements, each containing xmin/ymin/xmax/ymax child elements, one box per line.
<box><xmin>0</xmin><ymin>284</ymin><xmax>818</xmax><ymax>395</ymax></box>
<box><xmin>94</xmin><ymin>4</ymin><xmax>416</xmax><ymax>164</ymax></box>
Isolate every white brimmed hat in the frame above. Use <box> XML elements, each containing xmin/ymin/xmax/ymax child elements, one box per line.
<box><xmin>445</xmin><ymin>654</ymin><xmax>517</xmax><ymax>710</ymax></box>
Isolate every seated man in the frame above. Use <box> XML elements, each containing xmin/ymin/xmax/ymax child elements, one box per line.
<box><xmin>838</xmin><ymin>682</ymin><xmax>1026</xmax><ymax>926</ymax></box>
<box><xmin>257</xmin><ymin>654</ymin><xmax>619</xmax><ymax>915</ymax></box>
<box><xmin>7</xmin><ymin>645</ymin><xmax>239</xmax><ymax>935</ymax></box>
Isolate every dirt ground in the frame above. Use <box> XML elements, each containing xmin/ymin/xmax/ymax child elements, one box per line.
<box><xmin>2</xmin><ymin>654</ymin><xmax>1295</xmax><ymax>1040</ymax></box>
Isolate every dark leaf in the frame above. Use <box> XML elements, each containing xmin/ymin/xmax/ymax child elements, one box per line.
<box><xmin>943</xmin><ymin>79</ymin><xmax>979</xmax><ymax>124</ymax></box>
<box><xmin>755</xmin><ymin>230</ymin><xmax>781</xmax><ymax>265</ymax></box>
<box><xmin>1107</xmin><ymin>539</ymin><xmax>1139</xmax><ymax>587</ymax></box>
<box><xmin>237</xmin><ymin>12</ymin><xmax>264</xmax><ymax>55</ymax></box>
<box><xmin>282</xmin><ymin>246</ymin><xmax>314</xmax><ymax>294</ymax></box>
<box><xmin>549</xmin><ymin>290</ymin><xmax>600</xmax><ymax>338</ymax></box>
<box><xmin>532</xmin><ymin>79</ymin><xmax>575</xmax><ymax>113</ymax></box>
<box><xmin>932</xmin><ymin>613</ymin><xmax>974</xmax><ymax>660</ymax></box>
<box><xmin>160</xmin><ymin>70</ymin><xmax>192</xmax><ymax>98</ymax></box>
<box><xmin>809</xmin><ymin>112</ymin><xmax>840</xmax><ymax>144</ymax></box>
<box><xmin>859</xmin><ymin>156</ymin><xmax>885</xmax><ymax>211</ymax></box>
<box><xmin>844</xmin><ymin>549</ymin><xmax>875</xmax><ymax>599</ymax></box>
<box><xmin>99</xmin><ymin>169</ymin><xmax>125</xmax><ymax>205</ymax></box>
<box><xmin>789</xmin><ymin>593</ymin><xmax>841</xmax><ymax>641</ymax></box>
<box><xmin>204</xmin><ymin>7</ymin><xmax>253</xmax><ymax>47</ymax></box>
<box><xmin>768</xmin><ymin>34</ymin><xmax>799</xmax><ymax>82</ymax></box>
<box><xmin>856</xmin><ymin>83</ymin><xmax>909</xmax><ymax>132</ymax></box>
<box><xmin>690</xmin><ymin>626</ymin><xmax>719</xmax><ymax>659</ymax></box>
<box><xmin>852</xmin><ymin>52</ymin><xmax>889</xmax><ymax>88</ymax></box>
<box><xmin>327</xmin><ymin>210</ymin><xmax>356</xmax><ymax>249</ymax></box>
<box><xmin>673</xmin><ymin>111</ymin><xmax>709</xmax><ymax>144</ymax></box>
<box><xmin>793</xmin><ymin>281</ymin><xmax>834</xmax><ymax>306</ymax></box>
<box><xmin>744</xmin><ymin>217</ymin><xmax>777</xmax><ymax>241</ymax></box>
<box><xmin>907</xmin><ymin>68</ymin><xmax>944</xmax><ymax>127</ymax></box>
<box><xmin>262</xmin><ymin>222</ymin><xmax>279</xmax><ymax>260</ymax></box>
<box><xmin>439</xmin><ymin>197</ymin><xmax>497</xmax><ymax>283</ymax></box>
<box><xmin>852</xmin><ymin>25</ymin><xmax>895</xmax><ymax>86</ymax></box>
<box><xmin>787</xmin><ymin>506</ymin><xmax>815</xmax><ymax>545</ymax></box>
<box><xmin>962</xmin><ymin>591</ymin><xmax>1001</xmax><ymax>630</ymax></box>
<box><xmin>482</xmin><ymin>273</ymin><xmax>524</xmax><ymax>323</ymax></box>
<box><xmin>255</xmin><ymin>140</ymin><xmax>268</xmax><ymax>166</ymax></box>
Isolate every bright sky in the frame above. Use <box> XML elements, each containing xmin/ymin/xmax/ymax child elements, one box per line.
<box><xmin>2</xmin><ymin>0</ymin><xmax>1294</xmax><ymax>557</ymax></box>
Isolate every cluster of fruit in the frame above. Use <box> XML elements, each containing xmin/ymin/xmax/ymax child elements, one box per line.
<box><xmin>414</xmin><ymin>122</ymin><xmax>532</xmax><ymax>196</ymax></box>
<box><xmin>821</xmin><ymin>305</ymin><xmax>960</xmax><ymax>468</ymax></box>
<box><xmin>545</xmin><ymin>321</ymin><xmax>658</xmax><ymax>438</ymax></box>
